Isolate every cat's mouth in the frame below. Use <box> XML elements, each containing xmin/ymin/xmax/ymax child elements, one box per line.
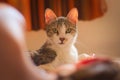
<box><xmin>59</xmin><ymin>41</ymin><xmax>64</xmax><ymax>44</ymax></box>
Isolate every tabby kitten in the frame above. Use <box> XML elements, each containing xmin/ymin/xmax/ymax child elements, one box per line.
<box><xmin>31</xmin><ymin>8</ymin><xmax>78</xmax><ymax>71</ymax></box>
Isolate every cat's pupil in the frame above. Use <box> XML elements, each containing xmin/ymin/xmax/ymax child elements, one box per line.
<box><xmin>66</xmin><ymin>28</ymin><xmax>72</xmax><ymax>33</ymax></box>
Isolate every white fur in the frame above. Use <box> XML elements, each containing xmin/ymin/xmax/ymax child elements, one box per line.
<box><xmin>38</xmin><ymin>24</ymin><xmax>78</xmax><ymax>71</ymax></box>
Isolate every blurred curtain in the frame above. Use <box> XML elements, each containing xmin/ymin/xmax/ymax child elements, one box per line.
<box><xmin>75</xmin><ymin>0</ymin><xmax>107</xmax><ymax>20</ymax></box>
<box><xmin>0</xmin><ymin>0</ymin><xmax>107</xmax><ymax>30</ymax></box>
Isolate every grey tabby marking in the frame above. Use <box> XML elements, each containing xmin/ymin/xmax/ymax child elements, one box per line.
<box><xmin>31</xmin><ymin>43</ymin><xmax>57</xmax><ymax>66</ymax></box>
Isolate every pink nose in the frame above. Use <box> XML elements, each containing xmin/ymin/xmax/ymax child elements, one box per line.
<box><xmin>59</xmin><ymin>38</ymin><xmax>65</xmax><ymax>42</ymax></box>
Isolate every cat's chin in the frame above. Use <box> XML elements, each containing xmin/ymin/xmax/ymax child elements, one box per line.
<box><xmin>59</xmin><ymin>42</ymin><xmax>64</xmax><ymax>45</ymax></box>
<box><xmin>56</xmin><ymin>43</ymin><xmax>65</xmax><ymax>47</ymax></box>
<box><xmin>57</xmin><ymin>43</ymin><xmax>70</xmax><ymax>48</ymax></box>
<box><xmin>58</xmin><ymin>43</ymin><xmax>65</xmax><ymax>45</ymax></box>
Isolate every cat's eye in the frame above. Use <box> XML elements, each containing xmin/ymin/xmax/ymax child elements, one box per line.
<box><xmin>52</xmin><ymin>28</ymin><xmax>58</xmax><ymax>33</ymax></box>
<box><xmin>66</xmin><ymin>28</ymin><xmax>72</xmax><ymax>33</ymax></box>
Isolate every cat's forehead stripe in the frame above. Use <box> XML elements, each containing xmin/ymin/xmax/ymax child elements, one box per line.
<box><xmin>60</xmin><ymin>24</ymin><xmax>66</xmax><ymax>34</ymax></box>
<box><xmin>56</xmin><ymin>18</ymin><xmax>75</xmax><ymax>28</ymax></box>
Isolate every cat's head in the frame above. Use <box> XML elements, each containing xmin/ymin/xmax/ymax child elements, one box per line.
<box><xmin>45</xmin><ymin>8</ymin><xmax>78</xmax><ymax>47</ymax></box>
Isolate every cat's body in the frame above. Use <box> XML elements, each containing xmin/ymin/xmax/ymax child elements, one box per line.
<box><xmin>31</xmin><ymin>8</ymin><xmax>79</xmax><ymax>71</ymax></box>
<box><xmin>39</xmin><ymin>40</ymin><xmax>78</xmax><ymax>71</ymax></box>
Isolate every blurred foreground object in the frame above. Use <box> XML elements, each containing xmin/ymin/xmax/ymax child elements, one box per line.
<box><xmin>57</xmin><ymin>58</ymin><xmax>120</xmax><ymax>80</ymax></box>
<box><xmin>0</xmin><ymin>3</ymin><xmax>56</xmax><ymax>80</ymax></box>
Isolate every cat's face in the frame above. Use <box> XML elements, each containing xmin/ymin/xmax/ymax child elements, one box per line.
<box><xmin>45</xmin><ymin>8</ymin><xmax>78</xmax><ymax>47</ymax></box>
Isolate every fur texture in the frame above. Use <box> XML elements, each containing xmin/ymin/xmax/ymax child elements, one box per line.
<box><xmin>31</xmin><ymin>8</ymin><xmax>79</xmax><ymax>71</ymax></box>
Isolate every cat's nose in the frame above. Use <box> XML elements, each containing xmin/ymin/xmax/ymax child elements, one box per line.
<box><xmin>59</xmin><ymin>37</ymin><xmax>65</xmax><ymax>41</ymax></box>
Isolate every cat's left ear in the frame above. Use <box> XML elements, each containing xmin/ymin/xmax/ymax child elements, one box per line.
<box><xmin>45</xmin><ymin>8</ymin><xmax>57</xmax><ymax>24</ymax></box>
<box><xmin>67</xmin><ymin>8</ymin><xmax>78</xmax><ymax>24</ymax></box>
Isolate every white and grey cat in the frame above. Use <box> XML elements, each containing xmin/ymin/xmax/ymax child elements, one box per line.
<box><xmin>31</xmin><ymin>8</ymin><xmax>79</xmax><ymax>71</ymax></box>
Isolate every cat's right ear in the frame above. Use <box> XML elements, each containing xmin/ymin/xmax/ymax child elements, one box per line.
<box><xmin>67</xmin><ymin>8</ymin><xmax>78</xmax><ymax>24</ymax></box>
<box><xmin>45</xmin><ymin>8</ymin><xmax>57</xmax><ymax>24</ymax></box>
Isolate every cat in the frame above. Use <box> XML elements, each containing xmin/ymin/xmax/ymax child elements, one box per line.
<box><xmin>30</xmin><ymin>8</ymin><xmax>79</xmax><ymax>71</ymax></box>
